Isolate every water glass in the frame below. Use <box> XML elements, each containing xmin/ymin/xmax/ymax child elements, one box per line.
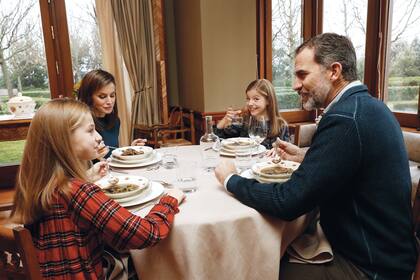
<box><xmin>231</xmin><ymin>115</ymin><xmax>244</xmax><ymax>127</ymax></box>
<box><xmin>161</xmin><ymin>153</ymin><xmax>178</xmax><ymax>169</ymax></box>
<box><xmin>177</xmin><ymin>161</ymin><xmax>198</xmax><ymax>191</ymax></box>
<box><xmin>248</xmin><ymin>116</ymin><xmax>268</xmax><ymax>145</ymax></box>
<box><xmin>234</xmin><ymin>147</ymin><xmax>252</xmax><ymax>173</ymax></box>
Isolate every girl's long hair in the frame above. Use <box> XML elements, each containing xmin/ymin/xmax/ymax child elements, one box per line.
<box><xmin>245</xmin><ymin>79</ymin><xmax>287</xmax><ymax>137</ymax></box>
<box><xmin>11</xmin><ymin>99</ymin><xmax>91</xmax><ymax>224</ymax></box>
<box><xmin>77</xmin><ymin>69</ymin><xmax>118</xmax><ymax>130</ymax></box>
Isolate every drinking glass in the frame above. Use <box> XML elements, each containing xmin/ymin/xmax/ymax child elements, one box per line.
<box><xmin>234</xmin><ymin>146</ymin><xmax>252</xmax><ymax>173</ymax></box>
<box><xmin>177</xmin><ymin>160</ymin><xmax>198</xmax><ymax>192</ymax></box>
<box><xmin>161</xmin><ymin>153</ymin><xmax>178</xmax><ymax>169</ymax></box>
<box><xmin>231</xmin><ymin>115</ymin><xmax>244</xmax><ymax>128</ymax></box>
<box><xmin>248</xmin><ymin>116</ymin><xmax>268</xmax><ymax>146</ymax></box>
<box><xmin>248</xmin><ymin>116</ymin><xmax>268</xmax><ymax>161</ymax></box>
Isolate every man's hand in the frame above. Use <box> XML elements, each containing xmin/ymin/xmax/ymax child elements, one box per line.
<box><xmin>276</xmin><ymin>139</ymin><xmax>306</xmax><ymax>163</ymax></box>
<box><xmin>214</xmin><ymin>159</ymin><xmax>237</xmax><ymax>186</ymax></box>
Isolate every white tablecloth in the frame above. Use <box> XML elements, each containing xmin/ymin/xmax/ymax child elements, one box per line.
<box><xmin>117</xmin><ymin>145</ymin><xmax>306</xmax><ymax>280</ymax></box>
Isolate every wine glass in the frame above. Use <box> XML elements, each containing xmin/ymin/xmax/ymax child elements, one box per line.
<box><xmin>248</xmin><ymin>116</ymin><xmax>268</xmax><ymax>158</ymax></box>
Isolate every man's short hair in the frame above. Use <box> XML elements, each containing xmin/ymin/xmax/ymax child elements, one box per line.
<box><xmin>295</xmin><ymin>33</ymin><xmax>358</xmax><ymax>81</ymax></box>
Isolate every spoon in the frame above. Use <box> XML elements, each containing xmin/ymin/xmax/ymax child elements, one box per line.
<box><xmin>272</xmin><ymin>137</ymin><xmax>282</xmax><ymax>164</ymax></box>
<box><xmin>106</xmin><ymin>158</ymin><xmax>119</xmax><ymax>185</ymax></box>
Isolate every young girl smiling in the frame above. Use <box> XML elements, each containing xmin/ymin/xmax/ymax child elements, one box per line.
<box><xmin>11</xmin><ymin>98</ymin><xmax>184</xmax><ymax>279</ymax></box>
<box><xmin>214</xmin><ymin>79</ymin><xmax>289</xmax><ymax>149</ymax></box>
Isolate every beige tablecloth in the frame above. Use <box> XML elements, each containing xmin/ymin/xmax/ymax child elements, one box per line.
<box><xmin>116</xmin><ymin>145</ymin><xmax>307</xmax><ymax>280</ymax></box>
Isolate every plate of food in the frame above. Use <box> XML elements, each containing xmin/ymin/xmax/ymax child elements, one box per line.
<box><xmin>119</xmin><ymin>182</ymin><xmax>165</xmax><ymax>208</ymax></box>
<box><xmin>218</xmin><ymin>145</ymin><xmax>266</xmax><ymax>157</ymax></box>
<box><xmin>110</xmin><ymin>150</ymin><xmax>156</xmax><ymax>164</ymax></box>
<box><xmin>108</xmin><ymin>152</ymin><xmax>162</xmax><ymax>168</ymax></box>
<box><xmin>112</xmin><ymin>146</ymin><xmax>153</xmax><ymax>160</ymax></box>
<box><xmin>251</xmin><ymin>160</ymin><xmax>299</xmax><ymax>179</ymax></box>
<box><xmin>221</xmin><ymin>137</ymin><xmax>257</xmax><ymax>151</ymax></box>
<box><xmin>95</xmin><ymin>175</ymin><xmax>150</xmax><ymax>199</ymax></box>
<box><xmin>241</xmin><ymin>169</ymin><xmax>290</xmax><ymax>183</ymax></box>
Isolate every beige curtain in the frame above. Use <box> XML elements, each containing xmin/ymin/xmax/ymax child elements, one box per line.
<box><xmin>110</xmin><ymin>0</ymin><xmax>160</xmax><ymax>130</ymax></box>
<box><xmin>95</xmin><ymin>0</ymin><xmax>133</xmax><ymax>146</ymax></box>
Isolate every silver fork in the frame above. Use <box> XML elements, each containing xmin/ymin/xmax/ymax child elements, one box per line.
<box><xmin>272</xmin><ymin>137</ymin><xmax>282</xmax><ymax>164</ymax></box>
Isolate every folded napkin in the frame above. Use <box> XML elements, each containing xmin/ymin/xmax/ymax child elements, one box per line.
<box><xmin>287</xmin><ymin>218</ymin><xmax>333</xmax><ymax>264</ymax></box>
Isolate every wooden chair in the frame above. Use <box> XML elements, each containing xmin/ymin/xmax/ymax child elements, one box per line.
<box><xmin>0</xmin><ymin>225</ymin><xmax>42</xmax><ymax>280</ymax></box>
<box><xmin>412</xmin><ymin>178</ymin><xmax>420</xmax><ymax>280</ymax></box>
<box><xmin>293</xmin><ymin>123</ymin><xmax>317</xmax><ymax>147</ymax></box>
<box><xmin>133</xmin><ymin>107</ymin><xmax>196</xmax><ymax>148</ymax></box>
<box><xmin>157</xmin><ymin>107</ymin><xmax>196</xmax><ymax>148</ymax></box>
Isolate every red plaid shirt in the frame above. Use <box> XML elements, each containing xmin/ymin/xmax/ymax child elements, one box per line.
<box><xmin>26</xmin><ymin>179</ymin><xmax>179</xmax><ymax>279</ymax></box>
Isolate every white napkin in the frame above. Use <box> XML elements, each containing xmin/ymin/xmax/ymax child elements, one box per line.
<box><xmin>287</xmin><ymin>219</ymin><xmax>333</xmax><ymax>264</ymax></box>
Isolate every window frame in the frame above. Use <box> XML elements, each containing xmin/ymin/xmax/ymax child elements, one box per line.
<box><xmin>0</xmin><ymin>0</ymin><xmax>73</xmax><ymax>188</ymax></box>
<box><xmin>259</xmin><ymin>0</ymin><xmax>420</xmax><ymax>128</ymax></box>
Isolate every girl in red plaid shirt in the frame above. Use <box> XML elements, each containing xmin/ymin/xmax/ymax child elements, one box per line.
<box><xmin>11</xmin><ymin>99</ymin><xmax>185</xmax><ymax>279</ymax></box>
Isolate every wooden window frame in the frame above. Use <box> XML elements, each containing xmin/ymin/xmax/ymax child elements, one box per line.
<box><xmin>260</xmin><ymin>0</ymin><xmax>420</xmax><ymax>129</ymax></box>
<box><xmin>39</xmin><ymin>0</ymin><xmax>73</xmax><ymax>99</ymax></box>
<box><xmin>257</xmin><ymin>0</ymin><xmax>323</xmax><ymax>123</ymax></box>
<box><xmin>0</xmin><ymin>0</ymin><xmax>73</xmax><ymax>188</ymax></box>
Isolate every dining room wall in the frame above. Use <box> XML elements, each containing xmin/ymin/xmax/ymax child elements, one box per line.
<box><xmin>170</xmin><ymin>0</ymin><xmax>256</xmax><ymax>113</ymax></box>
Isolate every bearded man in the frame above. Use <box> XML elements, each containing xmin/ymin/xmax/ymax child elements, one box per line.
<box><xmin>215</xmin><ymin>33</ymin><xmax>417</xmax><ymax>280</ymax></box>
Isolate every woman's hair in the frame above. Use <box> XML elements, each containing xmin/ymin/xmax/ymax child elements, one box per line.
<box><xmin>11</xmin><ymin>99</ymin><xmax>91</xmax><ymax>224</ymax></box>
<box><xmin>77</xmin><ymin>69</ymin><xmax>118</xmax><ymax>130</ymax></box>
<box><xmin>245</xmin><ymin>79</ymin><xmax>287</xmax><ymax>137</ymax></box>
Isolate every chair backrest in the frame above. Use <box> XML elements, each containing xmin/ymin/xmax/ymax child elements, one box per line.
<box><xmin>0</xmin><ymin>225</ymin><xmax>42</xmax><ymax>280</ymax></box>
<box><xmin>402</xmin><ymin>131</ymin><xmax>420</xmax><ymax>163</ymax></box>
<box><xmin>159</xmin><ymin>107</ymin><xmax>196</xmax><ymax>147</ymax></box>
<box><xmin>293</xmin><ymin>123</ymin><xmax>317</xmax><ymax>147</ymax></box>
<box><xmin>412</xmin><ymin>178</ymin><xmax>420</xmax><ymax>280</ymax></box>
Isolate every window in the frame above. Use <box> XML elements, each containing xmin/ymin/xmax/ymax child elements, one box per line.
<box><xmin>384</xmin><ymin>0</ymin><xmax>420</xmax><ymax>113</ymax></box>
<box><xmin>0</xmin><ymin>0</ymin><xmax>50</xmax><ymax>165</ymax></box>
<box><xmin>323</xmin><ymin>0</ymin><xmax>368</xmax><ymax>82</ymax></box>
<box><xmin>260</xmin><ymin>0</ymin><xmax>420</xmax><ymax>128</ymax></box>
<box><xmin>271</xmin><ymin>0</ymin><xmax>303</xmax><ymax>110</ymax></box>
<box><xmin>0</xmin><ymin>0</ymin><xmax>50</xmax><ymax>117</ymax></box>
<box><xmin>65</xmin><ymin>0</ymin><xmax>102</xmax><ymax>86</ymax></box>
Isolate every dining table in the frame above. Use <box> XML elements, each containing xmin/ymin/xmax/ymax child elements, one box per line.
<box><xmin>111</xmin><ymin>145</ymin><xmax>308</xmax><ymax>280</ymax></box>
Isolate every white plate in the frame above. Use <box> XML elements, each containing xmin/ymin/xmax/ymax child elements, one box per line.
<box><xmin>113</xmin><ymin>185</ymin><xmax>153</xmax><ymax>203</ymax></box>
<box><xmin>241</xmin><ymin>169</ymin><xmax>289</xmax><ymax>183</ymax></box>
<box><xmin>251</xmin><ymin>160</ymin><xmax>299</xmax><ymax>179</ymax></box>
<box><xmin>109</xmin><ymin>152</ymin><xmax>162</xmax><ymax>168</ymax></box>
<box><xmin>119</xmin><ymin>182</ymin><xmax>164</xmax><ymax>207</ymax></box>
<box><xmin>112</xmin><ymin>146</ymin><xmax>154</xmax><ymax>160</ymax></box>
<box><xmin>95</xmin><ymin>175</ymin><xmax>150</xmax><ymax>199</ymax></box>
<box><xmin>110</xmin><ymin>151</ymin><xmax>156</xmax><ymax>164</ymax></box>
<box><xmin>221</xmin><ymin>137</ymin><xmax>257</xmax><ymax>150</ymax></box>
<box><xmin>218</xmin><ymin>145</ymin><xmax>266</xmax><ymax>157</ymax></box>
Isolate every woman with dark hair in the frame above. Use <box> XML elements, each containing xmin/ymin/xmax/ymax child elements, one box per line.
<box><xmin>78</xmin><ymin>69</ymin><xmax>145</xmax><ymax>157</ymax></box>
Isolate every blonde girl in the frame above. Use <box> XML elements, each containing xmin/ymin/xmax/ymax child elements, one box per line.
<box><xmin>11</xmin><ymin>98</ymin><xmax>184</xmax><ymax>279</ymax></box>
<box><xmin>214</xmin><ymin>79</ymin><xmax>289</xmax><ymax>149</ymax></box>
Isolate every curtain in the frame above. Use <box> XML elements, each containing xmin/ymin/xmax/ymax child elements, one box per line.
<box><xmin>110</xmin><ymin>0</ymin><xmax>160</xmax><ymax>130</ymax></box>
<box><xmin>95</xmin><ymin>0</ymin><xmax>133</xmax><ymax>146</ymax></box>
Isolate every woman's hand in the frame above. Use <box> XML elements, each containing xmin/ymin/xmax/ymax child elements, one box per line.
<box><xmin>165</xmin><ymin>189</ymin><xmax>186</xmax><ymax>205</ymax></box>
<box><xmin>88</xmin><ymin>161</ymin><xmax>108</xmax><ymax>182</ymax></box>
<box><xmin>216</xmin><ymin>107</ymin><xmax>242</xmax><ymax>129</ymax></box>
<box><xmin>276</xmin><ymin>139</ymin><xmax>306</xmax><ymax>163</ymax></box>
<box><xmin>131</xmin><ymin>138</ymin><xmax>147</xmax><ymax>146</ymax></box>
<box><xmin>96</xmin><ymin>141</ymin><xmax>109</xmax><ymax>159</ymax></box>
